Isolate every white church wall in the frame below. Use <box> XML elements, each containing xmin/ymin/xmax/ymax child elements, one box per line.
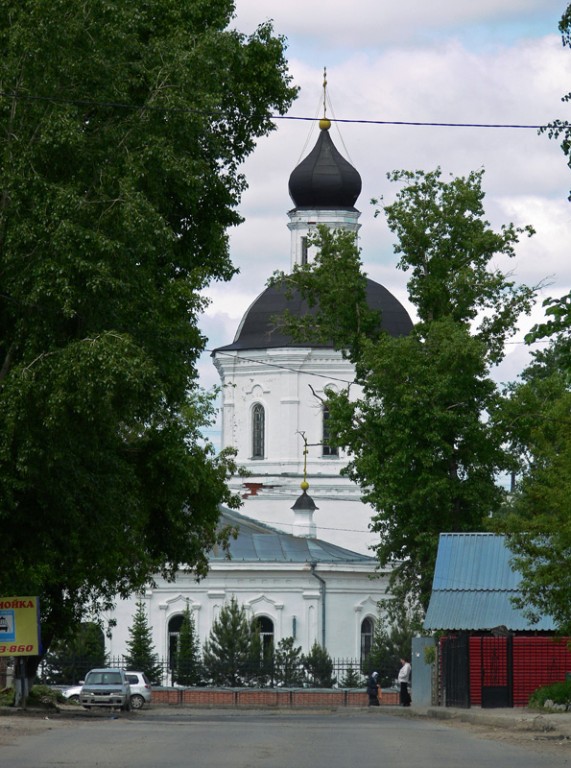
<box><xmin>105</xmin><ymin>562</ymin><xmax>389</xmax><ymax>669</ymax></box>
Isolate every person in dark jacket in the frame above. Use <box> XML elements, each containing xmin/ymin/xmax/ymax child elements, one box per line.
<box><xmin>367</xmin><ymin>671</ymin><xmax>380</xmax><ymax>706</ymax></box>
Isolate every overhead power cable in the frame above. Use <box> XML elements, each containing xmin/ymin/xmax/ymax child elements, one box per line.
<box><xmin>0</xmin><ymin>90</ymin><xmax>551</xmax><ymax>130</ymax></box>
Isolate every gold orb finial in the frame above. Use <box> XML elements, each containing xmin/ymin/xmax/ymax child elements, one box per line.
<box><xmin>319</xmin><ymin>117</ymin><xmax>331</xmax><ymax>131</ymax></box>
<box><xmin>301</xmin><ymin>480</ymin><xmax>309</xmax><ymax>491</ymax></box>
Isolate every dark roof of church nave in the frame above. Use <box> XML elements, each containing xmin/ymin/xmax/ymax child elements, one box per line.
<box><xmin>209</xmin><ymin>507</ymin><xmax>374</xmax><ymax>565</ymax></box>
<box><xmin>213</xmin><ymin>278</ymin><xmax>413</xmax><ymax>353</ymax></box>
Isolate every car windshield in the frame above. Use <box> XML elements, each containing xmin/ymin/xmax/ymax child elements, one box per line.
<box><xmin>85</xmin><ymin>671</ymin><xmax>123</xmax><ymax>685</ymax></box>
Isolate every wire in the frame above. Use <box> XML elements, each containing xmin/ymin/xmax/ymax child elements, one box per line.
<box><xmin>208</xmin><ymin>348</ymin><xmax>355</xmax><ymax>385</ymax></box>
<box><xmin>276</xmin><ymin>115</ymin><xmax>549</xmax><ymax>130</ymax></box>
<box><xmin>0</xmin><ymin>90</ymin><xmax>551</xmax><ymax>130</ymax></box>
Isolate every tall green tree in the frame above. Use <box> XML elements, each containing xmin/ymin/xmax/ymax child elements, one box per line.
<box><xmin>495</xmin><ymin>338</ymin><xmax>571</xmax><ymax>630</ymax></box>
<box><xmin>495</xmin><ymin>3</ymin><xmax>571</xmax><ymax>633</ymax></box>
<box><xmin>123</xmin><ymin>601</ymin><xmax>162</xmax><ymax>684</ymax></box>
<box><xmin>202</xmin><ymin>596</ymin><xmax>253</xmax><ymax>686</ymax></box>
<box><xmin>173</xmin><ymin>602</ymin><xmax>203</xmax><ymax>686</ymax></box>
<box><xmin>275</xmin><ymin>168</ymin><xmax>535</xmax><ymax>610</ymax></box>
<box><xmin>0</xmin><ymin>0</ymin><xmax>297</xmax><ymax>672</ymax></box>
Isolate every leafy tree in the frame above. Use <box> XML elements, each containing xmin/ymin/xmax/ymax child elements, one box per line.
<box><xmin>302</xmin><ymin>642</ymin><xmax>335</xmax><ymax>688</ymax></box>
<box><xmin>203</xmin><ymin>596</ymin><xmax>253</xmax><ymax>686</ymax></box>
<box><xmin>174</xmin><ymin>603</ymin><xmax>203</xmax><ymax>687</ymax></box>
<box><xmin>42</xmin><ymin>621</ymin><xmax>106</xmax><ymax>684</ymax></box>
<box><xmin>274</xmin><ymin>637</ymin><xmax>304</xmax><ymax>687</ymax></box>
<box><xmin>0</xmin><ymin>0</ymin><xmax>297</xmax><ymax>678</ymax></box>
<box><xmin>363</xmin><ymin>609</ymin><xmax>421</xmax><ymax>688</ymax></box>
<box><xmin>274</xmin><ymin>169</ymin><xmax>535</xmax><ymax>610</ymax></box>
<box><xmin>123</xmin><ymin>601</ymin><xmax>162</xmax><ymax>684</ymax></box>
<box><xmin>494</xmin><ymin>340</ymin><xmax>571</xmax><ymax>631</ymax></box>
<box><xmin>495</xmin><ymin>3</ymin><xmax>571</xmax><ymax>633</ymax></box>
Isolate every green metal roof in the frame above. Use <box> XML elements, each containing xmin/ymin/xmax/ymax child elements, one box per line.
<box><xmin>423</xmin><ymin>533</ymin><xmax>555</xmax><ymax>632</ymax></box>
<box><xmin>210</xmin><ymin>507</ymin><xmax>374</xmax><ymax>565</ymax></box>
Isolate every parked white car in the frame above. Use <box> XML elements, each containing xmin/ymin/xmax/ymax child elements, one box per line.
<box><xmin>61</xmin><ymin>685</ymin><xmax>82</xmax><ymax>704</ymax></box>
<box><xmin>125</xmin><ymin>671</ymin><xmax>152</xmax><ymax>709</ymax></box>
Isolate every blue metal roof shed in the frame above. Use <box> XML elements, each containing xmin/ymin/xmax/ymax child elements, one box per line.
<box><xmin>423</xmin><ymin>533</ymin><xmax>556</xmax><ymax>632</ymax></box>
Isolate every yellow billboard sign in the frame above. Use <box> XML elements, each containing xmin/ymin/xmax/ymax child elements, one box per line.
<box><xmin>0</xmin><ymin>597</ymin><xmax>41</xmax><ymax>656</ymax></box>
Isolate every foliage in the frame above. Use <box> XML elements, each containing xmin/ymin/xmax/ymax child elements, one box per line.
<box><xmin>0</xmin><ymin>688</ymin><xmax>15</xmax><ymax>707</ymax></box>
<box><xmin>202</xmin><ymin>596</ymin><xmax>254</xmax><ymax>686</ymax></box>
<box><xmin>41</xmin><ymin>621</ymin><xmax>107</xmax><ymax>684</ymax></box>
<box><xmin>273</xmin><ymin>636</ymin><xmax>304</xmax><ymax>687</ymax></box>
<box><xmin>363</xmin><ymin>609</ymin><xmax>420</xmax><ymax>688</ymax></box>
<box><xmin>0</xmin><ymin>0</ymin><xmax>296</xmax><ymax>671</ymax></box>
<box><xmin>340</xmin><ymin>666</ymin><xmax>363</xmax><ymax>688</ymax></box>
<box><xmin>302</xmin><ymin>642</ymin><xmax>336</xmax><ymax>688</ymax></box>
<box><xmin>528</xmin><ymin>681</ymin><xmax>571</xmax><ymax>711</ymax></box>
<box><xmin>27</xmin><ymin>684</ymin><xmax>62</xmax><ymax>708</ymax></box>
<box><xmin>493</xmin><ymin>4</ymin><xmax>571</xmax><ymax>632</ymax></box>
<box><xmin>123</xmin><ymin>601</ymin><xmax>162</xmax><ymax>684</ymax></box>
<box><xmin>273</xmin><ymin>169</ymin><xmax>534</xmax><ymax>609</ymax></box>
<box><xmin>493</xmin><ymin>340</ymin><xmax>571</xmax><ymax>630</ymax></box>
<box><xmin>174</xmin><ymin>603</ymin><xmax>204</xmax><ymax>687</ymax></box>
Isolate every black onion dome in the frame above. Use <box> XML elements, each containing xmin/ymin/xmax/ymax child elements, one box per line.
<box><xmin>212</xmin><ymin>278</ymin><xmax>412</xmax><ymax>354</ymax></box>
<box><xmin>288</xmin><ymin>127</ymin><xmax>362</xmax><ymax>209</ymax></box>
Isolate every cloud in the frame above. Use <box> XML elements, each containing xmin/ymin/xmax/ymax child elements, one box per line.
<box><xmin>233</xmin><ymin>0</ymin><xmax>564</xmax><ymax>49</ymax></box>
<box><xmin>198</xmin><ymin>4</ymin><xmax>571</xmax><ymax>440</ymax></box>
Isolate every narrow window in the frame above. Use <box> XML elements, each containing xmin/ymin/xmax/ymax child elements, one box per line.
<box><xmin>252</xmin><ymin>403</ymin><xmax>265</xmax><ymax>458</ymax></box>
<box><xmin>322</xmin><ymin>406</ymin><xmax>338</xmax><ymax>456</ymax></box>
<box><xmin>168</xmin><ymin>614</ymin><xmax>184</xmax><ymax>671</ymax></box>
<box><xmin>361</xmin><ymin>617</ymin><xmax>374</xmax><ymax>662</ymax></box>
<box><xmin>258</xmin><ymin>616</ymin><xmax>274</xmax><ymax>654</ymax></box>
<box><xmin>300</xmin><ymin>236</ymin><xmax>308</xmax><ymax>265</ymax></box>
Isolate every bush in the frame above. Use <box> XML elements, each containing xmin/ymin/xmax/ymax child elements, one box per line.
<box><xmin>529</xmin><ymin>681</ymin><xmax>571</xmax><ymax>711</ymax></box>
<box><xmin>0</xmin><ymin>688</ymin><xmax>15</xmax><ymax>707</ymax></box>
<box><xmin>28</xmin><ymin>685</ymin><xmax>63</xmax><ymax>707</ymax></box>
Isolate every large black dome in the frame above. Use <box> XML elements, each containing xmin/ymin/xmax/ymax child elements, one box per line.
<box><xmin>288</xmin><ymin>126</ymin><xmax>362</xmax><ymax>209</ymax></box>
<box><xmin>212</xmin><ymin>279</ymin><xmax>412</xmax><ymax>354</ymax></box>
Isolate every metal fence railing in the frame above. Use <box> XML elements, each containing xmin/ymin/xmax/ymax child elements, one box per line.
<box><xmin>38</xmin><ymin>655</ymin><xmax>368</xmax><ymax>689</ymax></box>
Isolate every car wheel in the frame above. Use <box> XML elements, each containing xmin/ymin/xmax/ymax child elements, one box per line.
<box><xmin>130</xmin><ymin>694</ymin><xmax>145</xmax><ymax>710</ymax></box>
<box><xmin>68</xmin><ymin>694</ymin><xmax>80</xmax><ymax>704</ymax></box>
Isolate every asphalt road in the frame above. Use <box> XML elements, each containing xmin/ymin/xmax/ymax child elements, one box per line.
<box><xmin>2</xmin><ymin>709</ymin><xmax>570</xmax><ymax>768</ymax></box>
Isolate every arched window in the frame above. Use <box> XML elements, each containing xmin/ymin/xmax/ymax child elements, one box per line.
<box><xmin>252</xmin><ymin>403</ymin><xmax>265</xmax><ymax>458</ymax></box>
<box><xmin>257</xmin><ymin>616</ymin><xmax>274</xmax><ymax>654</ymax></box>
<box><xmin>322</xmin><ymin>406</ymin><xmax>338</xmax><ymax>456</ymax></box>
<box><xmin>168</xmin><ymin>614</ymin><xmax>184</xmax><ymax>671</ymax></box>
<box><xmin>361</xmin><ymin>617</ymin><xmax>374</xmax><ymax>662</ymax></box>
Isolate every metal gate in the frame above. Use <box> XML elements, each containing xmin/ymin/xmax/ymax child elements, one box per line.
<box><xmin>480</xmin><ymin>636</ymin><xmax>513</xmax><ymax>708</ymax></box>
<box><xmin>441</xmin><ymin>634</ymin><xmax>470</xmax><ymax>708</ymax></box>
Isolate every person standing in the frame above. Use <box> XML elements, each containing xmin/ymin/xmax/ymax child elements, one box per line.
<box><xmin>398</xmin><ymin>658</ymin><xmax>411</xmax><ymax>706</ymax></box>
<box><xmin>366</xmin><ymin>671</ymin><xmax>380</xmax><ymax>706</ymax></box>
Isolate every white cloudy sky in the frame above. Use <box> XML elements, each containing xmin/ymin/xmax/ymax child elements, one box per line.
<box><xmin>199</xmin><ymin>0</ymin><xmax>571</xmax><ymax>444</ymax></box>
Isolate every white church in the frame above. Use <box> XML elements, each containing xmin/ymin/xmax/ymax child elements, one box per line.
<box><xmin>106</xmin><ymin>112</ymin><xmax>413</xmax><ymax>672</ymax></box>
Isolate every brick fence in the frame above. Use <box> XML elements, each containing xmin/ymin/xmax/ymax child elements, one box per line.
<box><xmin>152</xmin><ymin>687</ymin><xmax>400</xmax><ymax>708</ymax></box>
